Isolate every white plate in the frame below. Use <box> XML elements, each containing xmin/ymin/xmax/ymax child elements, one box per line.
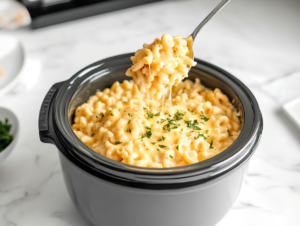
<box><xmin>0</xmin><ymin>35</ymin><xmax>25</xmax><ymax>97</ymax></box>
<box><xmin>283</xmin><ymin>97</ymin><xmax>300</xmax><ymax>131</ymax></box>
<box><xmin>0</xmin><ymin>107</ymin><xmax>19</xmax><ymax>163</ymax></box>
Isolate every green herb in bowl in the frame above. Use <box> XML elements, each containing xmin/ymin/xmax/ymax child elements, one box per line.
<box><xmin>0</xmin><ymin>118</ymin><xmax>14</xmax><ymax>153</ymax></box>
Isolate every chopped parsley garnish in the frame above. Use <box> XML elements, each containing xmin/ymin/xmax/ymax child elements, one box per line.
<box><xmin>200</xmin><ymin>111</ymin><xmax>209</xmax><ymax>122</ymax></box>
<box><xmin>174</xmin><ymin>110</ymin><xmax>185</xmax><ymax>121</ymax></box>
<box><xmin>157</xmin><ymin>149</ymin><xmax>160</xmax><ymax>151</ymax></box>
<box><xmin>126</xmin><ymin>128</ymin><xmax>131</xmax><ymax>133</ymax></box>
<box><xmin>157</xmin><ymin>121</ymin><xmax>159</xmax><ymax>124</ymax></box>
<box><xmin>158</xmin><ymin>139</ymin><xmax>162</xmax><ymax>142</ymax></box>
<box><xmin>128</xmin><ymin>119</ymin><xmax>131</xmax><ymax>124</ymax></box>
<box><xmin>209</xmin><ymin>140</ymin><xmax>214</xmax><ymax>149</ymax></box>
<box><xmin>146</xmin><ymin>112</ymin><xmax>153</xmax><ymax>118</ymax></box>
<box><xmin>155</xmin><ymin>112</ymin><xmax>160</xmax><ymax>116</ymax></box>
<box><xmin>99</xmin><ymin>113</ymin><xmax>104</xmax><ymax>117</ymax></box>
<box><xmin>111</xmin><ymin>113</ymin><xmax>114</xmax><ymax>116</ymax></box>
<box><xmin>159</xmin><ymin>145</ymin><xmax>166</xmax><ymax>148</ymax></box>
<box><xmin>128</xmin><ymin>113</ymin><xmax>132</xmax><ymax>117</ymax></box>
<box><xmin>145</xmin><ymin>130</ymin><xmax>152</xmax><ymax>138</ymax></box>
<box><xmin>96</xmin><ymin>116</ymin><xmax>98</xmax><ymax>118</ymax></box>
<box><xmin>115</xmin><ymin>141</ymin><xmax>122</xmax><ymax>144</ymax></box>
<box><xmin>198</xmin><ymin>92</ymin><xmax>201</xmax><ymax>94</ymax></box>
<box><xmin>163</xmin><ymin>124</ymin><xmax>171</xmax><ymax>132</ymax></box>
<box><xmin>176</xmin><ymin>145</ymin><xmax>179</xmax><ymax>150</ymax></box>
<box><xmin>151</xmin><ymin>142</ymin><xmax>156</xmax><ymax>145</ymax></box>
<box><xmin>141</xmin><ymin>127</ymin><xmax>152</xmax><ymax>140</ymax></box>
<box><xmin>206</xmin><ymin>129</ymin><xmax>209</xmax><ymax>134</ymax></box>
<box><xmin>227</xmin><ymin>129</ymin><xmax>233</xmax><ymax>137</ymax></box>
<box><xmin>182</xmin><ymin>87</ymin><xmax>186</xmax><ymax>93</ymax></box>
<box><xmin>91</xmin><ymin>133</ymin><xmax>95</xmax><ymax>137</ymax></box>
<box><xmin>143</xmin><ymin>107</ymin><xmax>147</xmax><ymax>110</ymax></box>
<box><xmin>162</xmin><ymin>136</ymin><xmax>166</xmax><ymax>141</ymax></box>
<box><xmin>194</xmin><ymin>133</ymin><xmax>206</xmax><ymax>140</ymax></box>
<box><xmin>0</xmin><ymin>119</ymin><xmax>13</xmax><ymax>152</ymax></box>
<box><xmin>184</xmin><ymin>120</ymin><xmax>201</xmax><ymax>130</ymax></box>
<box><xmin>169</xmin><ymin>155</ymin><xmax>174</xmax><ymax>159</ymax></box>
<box><xmin>160</xmin><ymin>119</ymin><xmax>166</xmax><ymax>123</ymax></box>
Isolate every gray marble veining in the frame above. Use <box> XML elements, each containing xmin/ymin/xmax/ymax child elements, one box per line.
<box><xmin>0</xmin><ymin>0</ymin><xmax>300</xmax><ymax>225</ymax></box>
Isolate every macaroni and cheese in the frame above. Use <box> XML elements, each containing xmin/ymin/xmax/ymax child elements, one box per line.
<box><xmin>71</xmin><ymin>34</ymin><xmax>241</xmax><ymax>168</ymax></box>
<box><xmin>72</xmin><ymin>79</ymin><xmax>240</xmax><ymax>168</ymax></box>
<box><xmin>126</xmin><ymin>33</ymin><xmax>196</xmax><ymax>99</ymax></box>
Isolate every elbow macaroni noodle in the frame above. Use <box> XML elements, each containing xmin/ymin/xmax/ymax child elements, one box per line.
<box><xmin>126</xmin><ymin>33</ymin><xmax>196</xmax><ymax>99</ymax></box>
<box><xmin>72</xmin><ymin>34</ymin><xmax>241</xmax><ymax>168</ymax></box>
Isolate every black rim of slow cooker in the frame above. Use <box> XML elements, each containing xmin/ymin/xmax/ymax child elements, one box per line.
<box><xmin>53</xmin><ymin>53</ymin><xmax>263</xmax><ymax>188</ymax></box>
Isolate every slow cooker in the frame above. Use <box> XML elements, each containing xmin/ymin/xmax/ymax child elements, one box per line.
<box><xmin>39</xmin><ymin>53</ymin><xmax>263</xmax><ymax>226</ymax></box>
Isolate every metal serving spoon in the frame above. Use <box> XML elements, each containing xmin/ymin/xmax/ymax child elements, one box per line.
<box><xmin>188</xmin><ymin>0</ymin><xmax>231</xmax><ymax>66</ymax></box>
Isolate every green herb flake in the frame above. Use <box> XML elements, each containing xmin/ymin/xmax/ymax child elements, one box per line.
<box><xmin>159</xmin><ymin>145</ymin><xmax>166</xmax><ymax>148</ymax></box>
<box><xmin>209</xmin><ymin>140</ymin><xmax>214</xmax><ymax>149</ymax></box>
<box><xmin>147</xmin><ymin>112</ymin><xmax>153</xmax><ymax>118</ymax></box>
<box><xmin>128</xmin><ymin>113</ymin><xmax>132</xmax><ymax>117</ymax></box>
<box><xmin>126</xmin><ymin>128</ymin><xmax>131</xmax><ymax>133</ymax></box>
<box><xmin>155</xmin><ymin>112</ymin><xmax>160</xmax><ymax>116</ymax></box>
<box><xmin>227</xmin><ymin>129</ymin><xmax>233</xmax><ymax>137</ymax></box>
<box><xmin>151</xmin><ymin>142</ymin><xmax>156</xmax><ymax>145</ymax></box>
<box><xmin>145</xmin><ymin>130</ymin><xmax>153</xmax><ymax>138</ymax></box>
<box><xmin>91</xmin><ymin>133</ymin><xmax>95</xmax><ymax>137</ymax></box>
<box><xmin>206</xmin><ymin>129</ymin><xmax>209</xmax><ymax>134</ymax></box>
<box><xmin>99</xmin><ymin>113</ymin><xmax>104</xmax><ymax>117</ymax></box>
<box><xmin>194</xmin><ymin>133</ymin><xmax>206</xmax><ymax>140</ymax></box>
<box><xmin>115</xmin><ymin>141</ymin><xmax>122</xmax><ymax>145</ymax></box>
<box><xmin>128</xmin><ymin>119</ymin><xmax>131</xmax><ymax>124</ymax></box>
<box><xmin>111</xmin><ymin>113</ymin><xmax>114</xmax><ymax>116</ymax></box>
<box><xmin>140</xmin><ymin>134</ymin><xmax>146</xmax><ymax>141</ymax></box>
<box><xmin>146</xmin><ymin>126</ymin><xmax>152</xmax><ymax>130</ymax></box>
<box><xmin>157</xmin><ymin>149</ymin><xmax>160</xmax><ymax>152</ymax></box>
<box><xmin>157</xmin><ymin>121</ymin><xmax>159</xmax><ymax>124</ymax></box>
<box><xmin>0</xmin><ymin>118</ymin><xmax>13</xmax><ymax>152</ymax></box>
<box><xmin>162</xmin><ymin>136</ymin><xmax>166</xmax><ymax>141</ymax></box>
<box><xmin>143</xmin><ymin>107</ymin><xmax>147</xmax><ymax>110</ymax></box>
<box><xmin>158</xmin><ymin>139</ymin><xmax>162</xmax><ymax>142</ymax></box>
<box><xmin>176</xmin><ymin>145</ymin><xmax>179</xmax><ymax>150</ymax></box>
<box><xmin>169</xmin><ymin>155</ymin><xmax>174</xmax><ymax>159</ymax></box>
<box><xmin>96</xmin><ymin>116</ymin><xmax>98</xmax><ymax>118</ymax></box>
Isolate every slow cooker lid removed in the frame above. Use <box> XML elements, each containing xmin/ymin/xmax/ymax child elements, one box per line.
<box><xmin>52</xmin><ymin>53</ymin><xmax>262</xmax><ymax>188</ymax></box>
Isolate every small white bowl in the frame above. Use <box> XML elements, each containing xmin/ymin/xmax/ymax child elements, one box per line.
<box><xmin>0</xmin><ymin>107</ymin><xmax>19</xmax><ymax>163</ymax></box>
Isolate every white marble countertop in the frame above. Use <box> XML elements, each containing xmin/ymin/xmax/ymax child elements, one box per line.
<box><xmin>1</xmin><ymin>0</ymin><xmax>300</xmax><ymax>225</ymax></box>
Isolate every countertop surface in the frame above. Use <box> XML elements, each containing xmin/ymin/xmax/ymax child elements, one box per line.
<box><xmin>1</xmin><ymin>0</ymin><xmax>300</xmax><ymax>225</ymax></box>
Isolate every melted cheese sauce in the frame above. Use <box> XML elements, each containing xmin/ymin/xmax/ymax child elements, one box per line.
<box><xmin>72</xmin><ymin>79</ymin><xmax>241</xmax><ymax>168</ymax></box>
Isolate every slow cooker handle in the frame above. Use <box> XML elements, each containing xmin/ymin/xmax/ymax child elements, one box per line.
<box><xmin>39</xmin><ymin>82</ymin><xmax>65</xmax><ymax>144</ymax></box>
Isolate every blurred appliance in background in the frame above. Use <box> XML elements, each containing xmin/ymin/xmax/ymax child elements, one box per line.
<box><xmin>17</xmin><ymin>0</ymin><xmax>161</xmax><ymax>29</ymax></box>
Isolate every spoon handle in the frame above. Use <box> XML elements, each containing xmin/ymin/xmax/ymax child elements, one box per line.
<box><xmin>191</xmin><ymin>0</ymin><xmax>231</xmax><ymax>39</ymax></box>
